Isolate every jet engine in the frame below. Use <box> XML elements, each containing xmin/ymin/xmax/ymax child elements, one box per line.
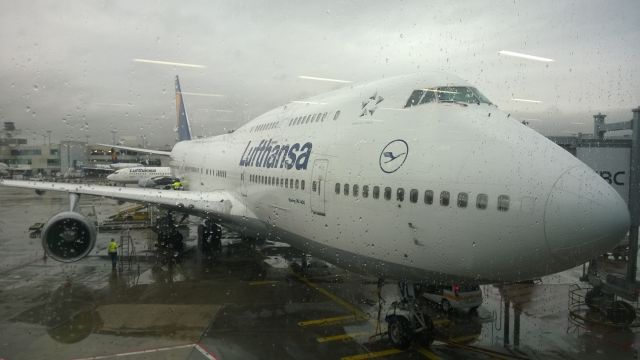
<box><xmin>41</xmin><ymin>211</ymin><xmax>97</xmax><ymax>262</ymax></box>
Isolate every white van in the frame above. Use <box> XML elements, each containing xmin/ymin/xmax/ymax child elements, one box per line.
<box><xmin>420</xmin><ymin>283</ymin><xmax>482</xmax><ymax>314</ymax></box>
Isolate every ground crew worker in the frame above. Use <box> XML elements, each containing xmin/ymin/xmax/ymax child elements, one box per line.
<box><xmin>172</xmin><ymin>180</ymin><xmax>183</xmax><ymax>190</ymax></box>
<box><xmin>108</xmin><ymin>238</ymin><xmax>119</xmax><ymax>270</ymax></box>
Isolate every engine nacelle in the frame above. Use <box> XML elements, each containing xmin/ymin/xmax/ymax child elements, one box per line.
<box><xmin>41</xmin><ymin>211</ymin><xmax>97</xmax><ymax>262</ymax></box>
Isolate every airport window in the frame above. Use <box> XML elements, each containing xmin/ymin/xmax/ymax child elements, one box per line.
<box><xmin>498</xmin><ymin>195</ymin><xmax>510</xmax><ymax>212</ymax></box>
<box><xmin>457</xmin><ymin>192</ymin><xmax>468</xmax><ymax>208</ymax></box>
<box><xmin>373</xmin><ymin>186</ymin><xmax>380</xmax><ymax>199</ymax></box>
<box><xmin>334</xmin><ymin>110</ymin><xmax>341</xmax><ymax>120</ymax></box>
<box><xmin>353</xmin><ymin>184</ymin><xmax>359</xmax><ymax>197</ymax></box>
<box><xmin>384</xmin><ymin>187</ymin><xmax>391</xmax><ymax>200</ymax></box>
<box><xmin>301</xmin><ymin>180</ymin><xmax>305</xmax><ymax>190</ymax></box>
<box><xmin>397</xmin><ymin>188</ymin><xmax>404</xmax><ymax>202</ymax></box>
<box><xmin>476</xmin><ymin>194</ymin><xmax>488</xmax><ymax>209</ymax></box>
<box><xmin>424</xmin><ymin>190</ymin><xmax>433</xmax><ymax>205</ymax></box>
<box><xmin>344</xmin><ymin>183</ymin><xmax>349</xmax><ymax>196</ymax></box>
<box><xmin>440</xmin><ymin>191</ymin><xmax>450</xmax><ymax>206</ymax></box>
<box><xmin>295</xmin><ymin>179</ymin><xmax>299</xmax><ymax>189</ymax></box>
<box><xmin>363</xmin><ymin>185</ymin><xmax>369</xmax><ymax>198</ymax></box>
<box><xmin>410</xmin><ymin>189</ymin><xmax>418</xmax><ymax>203</ymax></box>
<box><xmin>335</xmin><ymin>183</ymin><xmax>340</xmax><ymax>194</ymax></box>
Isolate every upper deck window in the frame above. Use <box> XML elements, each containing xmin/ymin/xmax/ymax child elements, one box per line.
<box><xmin>404</xmin><ymin>87</ymin><xmax>492</xmax><ymax>108</ymax></box>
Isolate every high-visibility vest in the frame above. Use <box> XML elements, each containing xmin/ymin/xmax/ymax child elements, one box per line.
<box><xmin>108</xmin><ymin>242</ymin><xmax>118</xmax><ymax>253</ymax></box>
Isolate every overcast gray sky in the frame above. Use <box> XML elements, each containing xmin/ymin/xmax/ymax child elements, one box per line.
<box><xmin>0</xmin><ymin>0</ymin><xmax>638</xmax><ymax>146</ymax></box>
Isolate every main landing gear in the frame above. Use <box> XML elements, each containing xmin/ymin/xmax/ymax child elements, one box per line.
<box><xmin>384</xmin><ymin>281</ymin><xmax>435</xmax><ymax>349</ymax></box>
<box><xmin>197</xmin><ymin>219</ymin><xmax>222</xmax><ymax>259</ymax></box>
<box><xmin>154</xmin><ymin>211</ymin><xmax>186</xmax><ymax>264</ymax></box>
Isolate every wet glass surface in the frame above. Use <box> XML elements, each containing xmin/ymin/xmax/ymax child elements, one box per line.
<box><xmin>1</xmin><ymin>2</ymin><xmax>639</xmax><ymax>359</ymax></box>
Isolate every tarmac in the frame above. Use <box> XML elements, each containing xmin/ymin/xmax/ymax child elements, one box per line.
<box><xmin>1</xmin><ymin>186</ymin><xmax>639</xmax><ymax>359</ymax></box>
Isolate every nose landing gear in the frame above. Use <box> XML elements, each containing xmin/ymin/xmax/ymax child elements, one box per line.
<box><xmin>384</xmin><ymin>280</ymin><xmax>435</xmax><ymax>349</ymax></box>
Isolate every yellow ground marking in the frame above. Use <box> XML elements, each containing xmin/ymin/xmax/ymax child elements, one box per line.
<box><xmin>248</xmin><ymin>280</ymin><xmax>279</xmax><ymax>286</ymax></box>
<box><xmin>290</xmin><ymin>272</ymin><xmax>367</xmax><ymax>318</ymax></box>
<box><xmin>341</xmin><ymin>348</ymin><xmax>404</xmax><ymax>360</ymax></box>
<box><xmin>416</xmin><ymin>346</ymin><xmax>442</xmax><ymax>360</ymax></box>
<box><xmin>447</xmin><ymin>334</ymin><xmax>480</xmax><ymax>343</ymax></box>
<box><xmin>316</xmin><ymin>332</ymin><xmax>370</xmax><ymax>343</ymax></box>
<box><xmin>298</xmin><ymin>314</ymin><xmax>360</xmax><ymax>327</ymax></box>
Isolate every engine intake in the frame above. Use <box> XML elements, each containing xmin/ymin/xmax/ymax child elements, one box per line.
<box><xmin>41</xmin><ymin>211</ymin><xmax>97</xmax><ymax>262</ymax></box>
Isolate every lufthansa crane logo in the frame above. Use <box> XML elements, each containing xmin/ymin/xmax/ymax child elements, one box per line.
<box><xmin>379</xmin><ymin>139</ymin><xmax>408</xmax><ymax>173</ymax></box>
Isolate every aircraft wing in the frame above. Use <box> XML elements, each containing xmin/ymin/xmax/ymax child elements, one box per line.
<box><xmin>0</xmin><ymin>179</ymin><xmax>248</xmax><ymax>219</ymax></box>
<box><xmin>97</xmin><ymin>143</ymin><xmax>172</xmax><ymax>156</ymax></box>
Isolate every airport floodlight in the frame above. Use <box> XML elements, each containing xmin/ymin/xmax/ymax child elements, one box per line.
<box><xmin>298</xmin><ymin>75</ymin><xmax>352</xmax><ymax>84</ymax></box>
<box><xmin>498</xmin><ymin>50</ymin><xmax>554</xmax><ymax>62</ymax></box>
<box><xmin>133</xmin><ymin>58</ymin><xmax>206</xmax><ymax>68</ymax></box>
<box><xmin>511</xmin><ymin>98</ymin><xmax>542</xmax><ymax>103</ymax></box>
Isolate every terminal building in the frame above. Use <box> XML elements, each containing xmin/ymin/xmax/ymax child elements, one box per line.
<box><xmin>0</xmin><ymin>122</ymin><xmax>169</xmax><ymax>177</ymax></box>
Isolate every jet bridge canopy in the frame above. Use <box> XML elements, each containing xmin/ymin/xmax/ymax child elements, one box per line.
<box><xmin>404</xmin><ymin>86</ymin><xmax>492</xmax><ymax>108</ymax></box>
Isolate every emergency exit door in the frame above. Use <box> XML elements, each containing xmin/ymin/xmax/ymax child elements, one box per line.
<box><xmin>310</xmin><ymin>159</ymin><xmax>328</xmax><ymax>215</ymax></box>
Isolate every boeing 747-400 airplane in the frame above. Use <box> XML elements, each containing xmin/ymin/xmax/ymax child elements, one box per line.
<box><xmin>0</xmin><ymin>73</ymin><xmax>629</xmax><ymax>347</ymax></box>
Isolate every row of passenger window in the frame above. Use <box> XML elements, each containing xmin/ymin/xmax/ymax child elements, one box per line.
<box><xmin>204</xmin><ymin>168</ymin><xmax>227</xmax><ymax>178</ymax></box>
<box><xmin>250</xmin><ymin>121</ymin><xmax>279</xmax><ymax>133</ymax></box>
<box><xmin>249</xmin><ymin>173</ymin><xmax>306</xmax><ymax>191</ymax></box>
<box><xmin>334</xmin><ymin>183</ymin><xmax>510</xmax><ymax>211</ymax></box>
<box><xmin>289</xmin><ymin>110</ymin><xmax>342</xmax><ymax>127</ymax></box>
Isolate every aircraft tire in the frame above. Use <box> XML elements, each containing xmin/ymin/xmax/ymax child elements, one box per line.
<box><xmin>387</xmin><ymin>316</ymin><xmax>412</xmax><ymax>350</ymax></box>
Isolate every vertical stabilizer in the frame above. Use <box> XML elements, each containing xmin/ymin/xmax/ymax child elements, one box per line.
<box><xmin>175</xmin><ymin>75</ymin><xmax>192</xmax><ymax>141</ymax></box>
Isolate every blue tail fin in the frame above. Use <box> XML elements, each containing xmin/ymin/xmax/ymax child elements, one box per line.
<box><xmin>175</xmin><ymin>75</ymin><xmax>192</xmax><ymax>142</ymax></box>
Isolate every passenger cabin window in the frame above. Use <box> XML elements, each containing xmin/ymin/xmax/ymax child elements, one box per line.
<box><xmin>335</xmin><ymin>183</ymin><xmax>340</xmax><ymax>194</ymax></box>
<box><xmin>301</xmin><ymin>180</ymin><xmax>305</xmax><ymax>190</ymax></box>
<box><xmin>457</xmin><ymin>192</ymin><xmax>468</xmax><ymax>208</ymax></box>
<box><xmin>312</xmin><ymin>181</ymin><xmax>317</xmax><ymax>192</ymax></box>
<box><xmin>498</xmin><ymin>195</ymin><xmax>510</xmax><ymax>212</ymax></box>
<box><xmin>295</xmin><ymin>179</ymin><xmax>299</xmax><ymax>189</ymax></box>
<box><xmin>476</xmin><ymin>194</ymin><xmax>488</xmax><ymax>209</ymax></box>
<box><xmin>410</xmin><ymin>189</ymin><xmax>418</xmax><ymax>203</ymax></box>
<box><xmin>440</xmin><ymin>191</ymin><xmax>450</xmax><ymax>206</ymax></box>
<box><xmin>334</xmin><ymin>110</ymin><xmax>341</xmax><ymax>120</ymax></box>
<box><xmin>384</xmin><ymin>187</ymin><xmax>391</xmax><ymax>200</ymax></box>
<box><xmin>363</xmin><ymin>185</ymin><xmax>369</xmax><ymax>198</ymax></box>
<box><xmin>344</xmin><ymin>183</ymin><xmax>349</xmax><ymax>196</ymax></box>
<box><xmin>424</xmin><ymin>190</ymin><xmax>434</xmax><ymax>205</ymax></box>
<box><xmin>353</xmin><ymin>184</ymin><xmax>359</xmax><ymax>197</ymax></box>
<box><xmin>373</xmin><ymin>186</ymin><xmax>380</xmax><ymax>199</ymax></box>
<box><xmin>397</xmin><ymin>188</ymin><xmax>404</xmax><ymax>202</ymax></box>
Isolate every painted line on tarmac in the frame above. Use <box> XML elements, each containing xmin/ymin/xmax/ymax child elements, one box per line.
<box><xmin>341</xmin><ymin>348</ymin><xmax>404</xmax><ymax>360</ymax></box>
<box><xmin>194</xmin><ymin>343</ymin><xmax>219</xmax><ymax>360</ymax></box>
<box><xmin>441</xmin><ymin>340</ymin><xmax>527</xmax><ymax>360</ymax></box>
<box><xmin>248</xmin><ymin>280</ymin><xmax>279</xmax><ymax>286</ymax></box>
<box><xmin>299</xmin><ymin>314</ymin><xmax>360</xmax><ymax>327</ymax></box>
<box><xmin>290</xmin><ymin>271</ymin><xmax>367</xmax><ymax>318</ymax></box>
<box><xmin>72</xmin><ymin>343</ymin><xmax>195</xmax><ymax>360</ymax></box>
<box><xmin>316</xmin><ymin>332</ymin><xmax>370</xmax><ymax>343</ymax></box>
<box><xmin>416</xmin><ymin>346</ymin><xmax>442</xmax><ymax>360</ymax></box>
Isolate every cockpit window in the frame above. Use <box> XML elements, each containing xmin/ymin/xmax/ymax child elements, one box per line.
<box><xmin>404</xmin><ymin>87</ymin><xmax>492</xmax><ymax>108</ymax></box>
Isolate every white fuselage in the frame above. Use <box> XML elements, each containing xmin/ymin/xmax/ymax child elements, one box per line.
<box><xmin>107</xmin><ymin>167</ymin><xmax>172</xmax><ymax>184</ymax></box>
<box><xmin>168</xmin><ymin>73</ymin><xmax>628</xmax><ymax>284</ymax></box>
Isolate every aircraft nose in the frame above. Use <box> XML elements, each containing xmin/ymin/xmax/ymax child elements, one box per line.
<box><xmin>544</xmin><ymin>166</ymin><xmax>630</xmax><ymax>261</ymax></box>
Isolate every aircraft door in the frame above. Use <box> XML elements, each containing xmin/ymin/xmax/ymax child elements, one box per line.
<box><xmin>310</xmin><ymin>159</ymin><xmax>328</xmax><ymax>215</ymax></box>
<box><xmin>241</xmin><ymin>169</ymin><xmax>247</xmax><ymax>197</ymax></box>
